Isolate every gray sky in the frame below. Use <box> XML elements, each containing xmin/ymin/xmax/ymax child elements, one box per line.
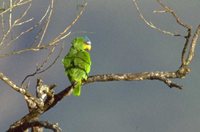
<box><xmin>1</xmin><ymin>0</ymin><xmax>200</xmax><ymax>131</ymax></box>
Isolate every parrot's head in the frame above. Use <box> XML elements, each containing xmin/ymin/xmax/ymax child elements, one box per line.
<box><xmin>72</xmin><ymin>36</ymin><xmax>92</xmax><ymax>51</ymax></box>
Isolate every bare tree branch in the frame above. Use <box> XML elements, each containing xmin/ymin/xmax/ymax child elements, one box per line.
<box><xmin>0</xmin><ymin>0</ymin><xmax>31</xmax><ymax>16</ymax></box>
<box><xmin>185</xmin><ymin>25</ymin><xmax>200</xmax><ymax>65</ymax></box>
<box><xmin>133</xmin><ymin>0</ymin><xmax>200</xmax><ymax>68</ymax></box>
<box><xmin>48</xmin><ymin>1</ymin><xmax>87</xmax><ymax>46</ymax></box>
<box><xmin>86</xmin><ymin>72</ymin><xmax>182</xmax><ymax>89</ymax></box>
<box><xmin>0</xmin><ymin>0</ymin><xmax>32</xmax><ymax>47</ymax></box>
<box><xmin>21</xmin><ymin>45</ymin><xmax>63</xmax><ymax>85</ymax></box>
<box><xmin>36</xmin><ymin>0</ymin><xmax>54</xmax><ymax>47</ymax></box>
<box><xmin>0</xmin><ymin>72</ymin><xmax>45</xmax><ymax>109</ymax></box>
<box><xmin>132</xmin><ymin>0</ymin><xmax>181</xmax><ymax>36</ymax></box>
<box><xmin>0</xmin><ymin>3</ymin><xmax>33</xmax><ymax>49</ymax></box>
<box><xmin>4</xmin><ymin>0</ymin><xmax>200</xmax><ymax>131</ymax></box>
<box><xmin>0</xmin><ymin>0</ymin><xmax>87</xmax><ymax>58</ymax></box>
<box><xmin>156</xmin><ymin>0</ymin><xmax>191</xmax><ymax>29</ymax></box>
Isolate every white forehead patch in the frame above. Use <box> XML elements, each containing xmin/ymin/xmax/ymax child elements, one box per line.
<box><xmin>84</xmin><ymin>36</ymin><xmax>92</xmax><ymax>45</ymax></box>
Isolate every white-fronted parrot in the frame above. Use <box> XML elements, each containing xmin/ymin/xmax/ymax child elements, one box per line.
<box><xmin>62</xmin><ymin>36</ymin><xmax>92</xmax><ymax>96</ymax></box>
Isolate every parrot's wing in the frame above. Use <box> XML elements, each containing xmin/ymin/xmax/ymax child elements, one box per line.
<box><xmin>74</xmin><ymin>51</ymin><xmax>91</xmax><ymax>74</ymax></box>
<box><xmin>67</xmin><ymin>68</ymin><xmax>87</xmax><ymax>82</ymax></box>
<box><xmin>76</xmin><ymin>51</ymin><xmax>91</xmax><ymax>65</ymax></box>
<box><xmin>62</xmin><ymin>54</ymin><xmax>73</xmax><ymax>69</ymax></box>
<box><xmin>73</xmin><ymin>58</ymin><xmax>91</xmax><ymax>74</ymax></box>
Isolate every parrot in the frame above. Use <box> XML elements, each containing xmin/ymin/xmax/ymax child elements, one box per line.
<box><xmin>62</xmin><ymin>36</ymin><xmax>92</xmax><ymax>96</ymax></box>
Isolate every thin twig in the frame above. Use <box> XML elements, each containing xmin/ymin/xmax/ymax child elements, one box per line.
<box><xmin>132</xmin><ymin>0</ymin><xmax>181</xmax><ymax>36</ymax></box>
<box><xmin>0</xmin><ymin>24</ymin><xmax>34</xmax><ymax>50</ymax></box>
<box><xmin>0</xmin><ymin>1</ymin><xmax>5</xmax><ymax>35</ymax></box>
<box><xmin>0</xmin><ymin>1</ymin><xmax>52</xmax><ymax>52</ymax></box>
<box><xmin>30</xmin><ymin>5</ymin><xmax>50</xmax><ymax>47</ymax></box>
<box><xmin>0</xmin><ymin>0</ymin><xmax>83</xmax><ymax>57</ymax></box>
<box><xmin>26</xmin><ymin>2</ymin><xmax>52</xmax><ymax>46</ymax></box>
<box><xmin>181</xmin><ymin>28</ymin><xmax>191</xmax><ymax>65</ymax></box>
<box><xmin>49</xmin><ymin>1</ymin><xmax>87</xmax><ymax>46</ymax></box>
<box><xmin>15</xmin><ymin>17</ymin><xmax>33</xmax><ymax>26</ymax></box>
<box><xmin>0</xmin><ymin>32</ymin><xmax>70</xmax><ymax>58</ymax></box>
<box><xmin>185</xmin><ymin>25</ymin><xmax>200</xmax><ymax>65</ymax></box>
<box><xmin>37</xmin><ymin>45</ymin><xmax>63</xmax><ymax>74</ymax></box>
<box><xmin>14</xmin><ymin>2</ymin><xmax>32</xmax><ymax>25</ymax></box>
<box><xmin>21</xmin><ymin>45</ymin><xmax>63</xmax><ymax>85</ymax></box>
<box><xmin>37</xmin><ymin>0</ymin><xmax>54</xmax><ymax>47</ymax></box>
<box><xmin>0</xmin><ymin>0</ymin><xmax>32</xmax><ymax>47</ymax></box>
<box><xmin>156</xmin><ymin>0</ymin><xmax>191</xmax><ymax>29</ymax></box>
<box><xmin>0</xmin><ymin>0</ymin><xmax>31</xmax><ymax>15</ymax></box>
<box><xmin>9</xmin><ymin>0</ymin><xmax>13</xmax><ymax>29</ymax></box>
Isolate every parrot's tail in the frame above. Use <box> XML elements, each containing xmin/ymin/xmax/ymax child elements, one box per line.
<box><xmin>73</xmin><ymin>81</ymin><xmax>82</xmax><ymax>96</ymax></box>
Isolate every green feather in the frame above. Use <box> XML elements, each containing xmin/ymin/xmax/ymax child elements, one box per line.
<box><xmin>73</xmin><ymin>81</ymin><xmax>82</xmax><ymax>96</ymax></box>
<box><xmin>62</xmin><ymin>37</ymin><xmax>92</xmax><ymax>96</ymax></box>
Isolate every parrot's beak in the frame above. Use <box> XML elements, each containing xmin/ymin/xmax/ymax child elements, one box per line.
<box><xmin>84</xmin><ymin>43</ymin><xmax>92</xmax><ymax>51</ymax></box>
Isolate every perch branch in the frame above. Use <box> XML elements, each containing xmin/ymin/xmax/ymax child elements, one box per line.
<box><xmin>86</xmin><ymin>72</ymin><xmax>182</xmax><ymax>89</ymax></box>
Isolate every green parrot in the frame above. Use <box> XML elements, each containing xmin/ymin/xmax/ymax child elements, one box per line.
<box><xmin>62</xmin><ymin>36</ymin><xmax>92</xmax><ymax>96</ymax></box>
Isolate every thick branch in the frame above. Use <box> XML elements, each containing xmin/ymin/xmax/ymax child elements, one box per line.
<box><xmin>87</xmin><ymin>72</ymin><xmax>176</xmax><ymax>82</ymax></box>
<box><xmin>51</xmin><ymin>71</ymin><xmax>182</xmax><ymax>110</ymax></box>
<box><xmin>86</xmin><ymin>71</ymin><xmax>182</xmax><ymax>89</ymax></box>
